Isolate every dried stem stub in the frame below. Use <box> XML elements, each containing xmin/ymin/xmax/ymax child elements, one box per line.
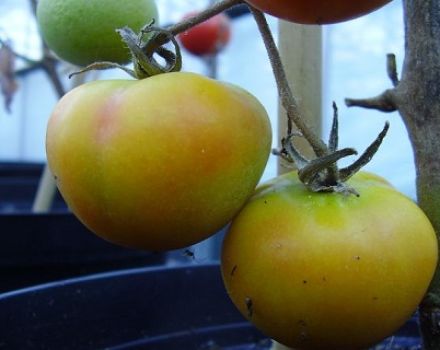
<box><xmin>277</xmin><ymin>103</ymin><xmax>390</xmax><ymax>195</ymax></box>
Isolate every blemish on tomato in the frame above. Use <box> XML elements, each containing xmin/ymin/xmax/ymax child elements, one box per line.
<box><xmin>245</xmin><ymin>297</ymin><xmax>253</xmax><ymax>318</ymax></box>
<box><xmin>230</xmin><ymin>265</ymin><xmax>237</xmax><ymax>276</ymax></box>
<box><xmin>297</xmin><ymin>320</ymin><xmax>309</xmax><ymax>343</ymax></box>
<box><xmin>299</xmin><ymin>330</ymin><xmax>309</xmax><ymax>343</ymax></box>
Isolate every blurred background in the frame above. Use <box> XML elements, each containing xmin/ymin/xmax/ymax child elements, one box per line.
<box><xmin>0</xmin><ymin>0</ymin><xmax>410</xmax><ymax>196</ymax></box>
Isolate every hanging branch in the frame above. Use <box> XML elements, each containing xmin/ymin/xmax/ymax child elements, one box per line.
<box><xmin>0</xmin><ymin>42</ymin><xmax>19</xmax><ymax>112</ymax></box>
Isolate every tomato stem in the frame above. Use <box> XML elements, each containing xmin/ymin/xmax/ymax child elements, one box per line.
<box><xmin>166</xmin><ymin>0</ymin><xmax>243</xmax><ymax>37</ymax></box>
<box><xmin>249</xmin><ymin>6</ymin><xmax>329</xmax><ymax>158</ymax></box>
<box><xmin>120</xmin><ymin>24</ymin><xmax>182</xmax><ymax>78</ymax></box>
<box><xmin>249</xmin><ymin>5</ymin><xmax>390</xmax><ymax>194</ymax></box>
<box><xmin>68</xmin><ymin>0</ymin><xmax>243</xmax><ymax>80</ymax></box>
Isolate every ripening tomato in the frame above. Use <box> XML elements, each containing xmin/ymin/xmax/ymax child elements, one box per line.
<box><xmin>178</xmin><ymin>12</ymin><xmax>231</xmax><ymax>56</ymax></box>
<box><xmin>221</xmin><ymin>171</ymin><xmax>437</xmax><ymax>349</ymax></box>
<box><xmin>36</xmin><ymin>0</ymin><xmax>158</xmax><ymax>66</ymax></box>
<box><xmin>46</xmin><ymin>72</ymin><xmax>272</xmax><ymax>251</ymax></box>
<box><xmin>245</xmin><ymin>0</ymin><xmax>393</xmax><ymax>25</ymax></box>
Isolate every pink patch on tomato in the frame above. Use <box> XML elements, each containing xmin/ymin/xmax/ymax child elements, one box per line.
<box><xmin>95</xmin><ymin>91</ymin><xmax>125</xmax><ymax>145</ymax></box>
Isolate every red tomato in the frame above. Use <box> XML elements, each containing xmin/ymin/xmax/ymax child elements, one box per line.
<box><xmin>245</xmin><ymin>0</ymin><xmax>393</xmax><ymax>24</ymax></box>
<box><xmin>221</xmin><ymin>171</ymin><xmax>438</xmax><ymax>349</ymax></box>
<box><xmin>178</xmin><ymin>12</ymin><xmax>231</xmax><ymax>56</ymax></box>
<box><xmin>46</xmin><ymin>72</ymin><xmax>272</xmax><ymax>251</ymax></box>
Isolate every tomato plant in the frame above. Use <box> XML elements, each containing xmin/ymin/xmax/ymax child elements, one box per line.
<box><xmin>245</xmin><ymin>0</ymin><xmax>393</xmax><ymax>24</ymax></box>
<box><xmin>178</xmin><ymin>12</ymin><xmax>231</xmax><ymax>56</ymax></box>
<box><xmin>36</xmin><ymin>0</ymin><xmax>158</xmax><ymax>66</ymax></box>
<box><xmin>221</xmin><ymin>171</ymin><xmax>438</xmax><ymax>349</ymax></box>
<box><xmin>46</xmin><ymin>71</ymin><xmax>272</xmax><ymax>251</ymax></box>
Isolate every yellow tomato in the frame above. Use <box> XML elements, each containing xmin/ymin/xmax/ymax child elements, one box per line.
<box><xmin>46</xmin><ymin>72</ymin><xmax>272</xmax><ymax>251</ymax></box>
<box><xmin>221</xmin><ymin>171</ymin><xmax>437</xmax><ymax>349</ymax></box>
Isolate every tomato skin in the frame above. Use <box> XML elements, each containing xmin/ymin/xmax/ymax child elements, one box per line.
<box><xmin>46</xmin><ymin>72</ymin><xmax>272</xmax><ymax>251</ymax></box>
<box><xmin>221</xmin><ymin>171</ymin><xmax>438</xmax><ymax>349</ymax></box>
<box><xmin>245</xmin><ymin>0</ymin><xmax>392</xmax><ymax>25</ymax></box>
<box><xmin>36</xmin><ymin>0</ymin><xmax>158</xmax><ymax>66</ymax></box>
<box><xmin>178</xmin><ymin>13</ymin><xmax>231</xmax><ymax>56</ymax></box>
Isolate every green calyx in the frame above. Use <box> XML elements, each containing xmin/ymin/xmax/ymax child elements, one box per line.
<box><xmin>276</xmin><ymin>103</ymin><xmax>390</xmax><ymax>196</ymax></box>
<box><xmin>69</xmin><ymin>21</ymin><xmax>182</xmax><ymax>80</ymax></box>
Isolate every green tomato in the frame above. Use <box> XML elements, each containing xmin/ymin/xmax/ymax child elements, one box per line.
<box><xmin>221</xmin><ymin>171</ymin><xmax>438</xmax><ymax>349</ymax></box>
<box><xmin>37</xmin><ymin>0</ymin><xmax>158</xmax><ymax>66</ymax></box>
<box><xmin>46</xmin><ymin>72</ymin><xmax>272</xmax><ymax>251</ymax></box>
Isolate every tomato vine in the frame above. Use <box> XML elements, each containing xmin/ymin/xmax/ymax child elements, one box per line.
<box><xmin>248</xmin><ymin>6</ymin><xmax>390</xmax><ymax>195</ymax></box>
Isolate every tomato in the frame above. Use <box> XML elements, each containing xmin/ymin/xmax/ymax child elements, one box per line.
<box><xmin>178</xmin><ymin>12</ymin><xmax>231</xmax><ymax>56</ymax></box>
<box><xmin>36</xmin><ymin>0</ymin><xmax>158</xmax><ymax>66</ymax></box>
<box><xmin>46</xmin><ymin>72</ymin><xmax>272</xmax><ymax>251</ymax></box>
<box><xmin>245</xmin><ymin>0</ymin><xmax>393</xmax><ymax>25</ymax></box>
<box><xmin>221</xmin><ymin>171</ymin><xmax>437</xmax><ymax>349</ymax></box>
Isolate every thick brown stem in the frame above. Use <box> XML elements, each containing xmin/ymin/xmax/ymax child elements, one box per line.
<box><xmin>346</xmin><ymin>0</ymin><xmax>440</xmax><ymax>347</ymax></box>
<box><xmin>393</xmin><ymin>1</ymin><xmax>440</xmax><ymax>347</ymax></box>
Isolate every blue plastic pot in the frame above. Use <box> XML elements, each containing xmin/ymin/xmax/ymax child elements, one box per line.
<box><xmin>0</xmin><ymin>213</ymin><xmax>165</xmax><ymax>293</ymax></box>
<box><xmin>0</xmin><ymin>264</ymin><xmax>266</xmax><ymax>349</ymax></box>
<box><xmin>0</xmin><ymin>264</ymin><xmax>422</xmax><ymax>349</ymax></box>
<box><xmin>0</xmin><ymin>162</ymin><xmax>165</xmax><ymax>292</ymax></box>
